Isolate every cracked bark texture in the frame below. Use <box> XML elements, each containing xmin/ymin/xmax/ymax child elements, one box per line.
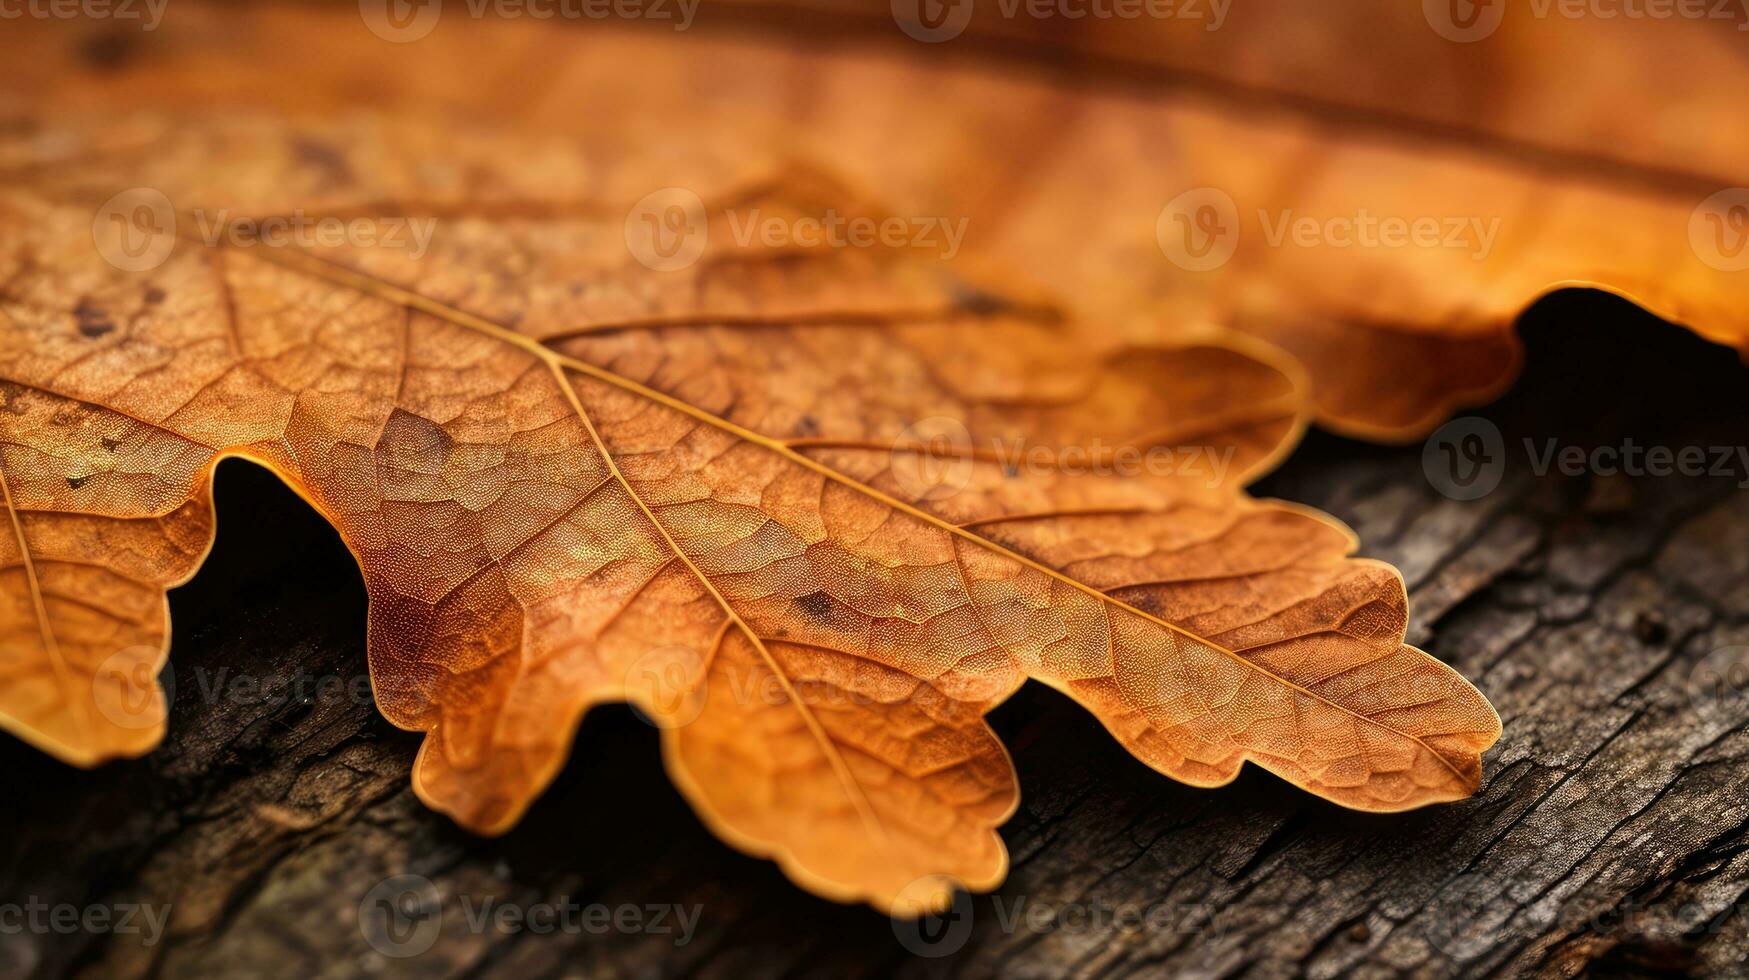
<box><xmin>2</xmin><ymin>289</ymin><xmax>1747</xmax><ymax>979</ymax></box>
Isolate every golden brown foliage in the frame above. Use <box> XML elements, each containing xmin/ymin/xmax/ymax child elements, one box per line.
<box><xmin>2</xmin><ymin>1</ymin><xmax>1743</xmax><ymax>438</ymax></box>
<box><xmin>0</xmin><ymin>108</ymin><xmax>1501</xmax><ymax>911</ymax></box>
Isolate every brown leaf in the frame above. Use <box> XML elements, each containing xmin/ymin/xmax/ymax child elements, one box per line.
<box><xmin>0</xmin><ymin>109</ymin><xmax>1497</xmax><ymax>914</ymax></box>
<box><xmin>8</xmin><ymin>1</ymin><xmax>1735</xmax><ymax>439</ymax></box>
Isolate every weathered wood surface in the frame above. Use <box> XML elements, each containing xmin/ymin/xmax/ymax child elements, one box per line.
<box><xmin>3</xmin><ymin>291</ymin><xmax>1747</xmax><ymax>979</ymax></box>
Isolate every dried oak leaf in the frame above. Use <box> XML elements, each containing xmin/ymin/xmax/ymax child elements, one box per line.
<box><xmin>0</xmin><ymin>114</ymin><xmax>1498</xmax><ymax>914</ymax></box>
<box><xmin>708</xmin><ymin>0</ymin><xmax>1749</xmax><ymax>439</ymax></box>
<box><xmin>8</xmin><ymin>1</ymin><xmax>1733</xmax><ymax>440</ymax></box>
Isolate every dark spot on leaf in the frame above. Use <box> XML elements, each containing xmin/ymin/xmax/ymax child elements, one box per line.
<box><xmin>948</xmin><ymin>280</ymin><xmax>1012</xmax><ymax>317</ymax></box>
<box><xmin>66</xmin><ymin>475</ymin><xmax>89</xmax><ymax>490</ymax></box>
<box><xmin>77</xmin><ymin>30</ymin><xmax>140</xmax><ymax>72</ymax></box>
<box><xmin>795</xmin><ymin>591</ymin><xmax>833</xmax><ymax>620</ymax></box>
<box><xmin>794</xmin><ymin>415</ymin><xmax>820</xmax><ymax>437</ymax></box>
<box><xmin>143</xmin><ymin>286</ymin><xmax>166</xmax><ymax>305</ymax></box>
<box><xmin>1121</xmin><ymin>588</ymin><xmax>1162</xmax><ymax>618</ymax></box>
<box><xmin>291</xmin><ymin>137</ymin><xmax>354</xmax><ymax>185</ymax></box>
<box><xmin>101</xmin><ymin>436</ymin><xmax>121</xmax><ymax>452</ymax></box>
<box><xmin>74</xmin><ymin>299</ymin><xmax>115</xmax><ymax>339</ymax></box>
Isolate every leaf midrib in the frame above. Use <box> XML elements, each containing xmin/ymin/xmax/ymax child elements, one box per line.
<box><xmin>543</xmin><ymin>354</ymin><xmax>899</xmax><ymax>852</ymax></box>
<box><xmin>0</xmin><ymin>458</ymin><xmax>85</xmax><ymax>741</ymax></box>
